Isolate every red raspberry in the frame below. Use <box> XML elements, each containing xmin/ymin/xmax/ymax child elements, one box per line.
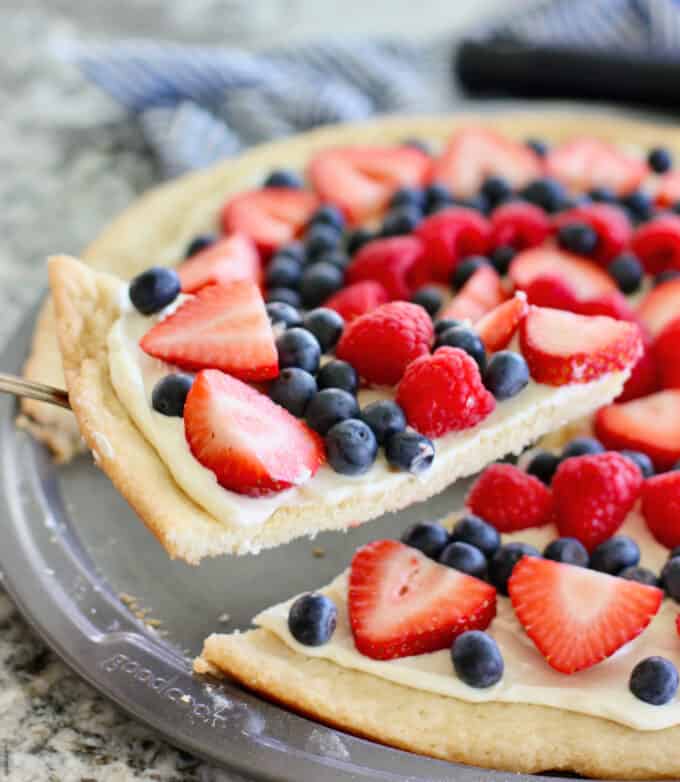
<box><xmin>632</xmin><ymin>215</ymin><xmax>680</xmax><ymax>274</ymax></box>
<box><xmin>324</xmin><ymin>280</ymin><xmax>389</xmax><ymax>323</ymax></box>
<box><xmin>466</xmin><ymin>463</ymin><xmax>553</xmax><ymax>533</ymax></box>
<box><xmin>553</xmin><ymin>452</ymin><xmax>643</xmax><ymax>551</ymax></box>
<box><xmin>395</xmin><ymin>347</ymin><xmax>495</xmax><ymax>437</ymax></box>
<box><xmin>489</xmin><ymin>201</ymin><xmax>551</xmax><ymax>251</ymax></box>
<box><xmin>346</xmin><ymin>236</ymin><xmax>424</xmax><ymax>300</ymax></box>
<box><xmin>553</xmin><ymin>203</ymin><xmax>632</xmax><ymax>266</ymax></box>
<box><xmin>336</xmin><ymin>301</ymin><xmax>433</xmax><ymax>386</ymax></box>
<box><xmin>641</xmin><ymin>471</ymin><xmax>680</xmax><ymax>549</ymax></box>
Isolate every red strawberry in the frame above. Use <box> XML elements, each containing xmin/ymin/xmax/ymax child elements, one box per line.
<box><xmin>574</xmin><ymin>290</ymin><xmax>638</xmax><ymax>322</ymax></box>
<box><xmin>348</xmin><ymin>539</ymin><xmax>497</xmax><ymax>661</ymax></box>
<box><xmin>519</xmin><ymin>306</ymin><xmax>642</xmax><ymax>386</ymax></box>
<box><xmin>545</xmin><ymin>138</ymin><xmax>647</xmax><ymax>195</ymax></box>
<box><xmin>595</xmin><ymin>390</ymin><xmax>680</xmax><ymax>470</ymax></box>
<box><xmin>414</xmin><ymin>207</ymin><xmax>490</xmax><ymax>283</ymax></box>
<box><xmin>307</xmin><ymin>145</ymin><xmax>431</xmax><ymax>224</ymax></box>
<box><xmin>524</xmin><ymin>274</ymin><xmax>581</xmax><ymax>311</ymax></box>
<box><xmin>655</xmin><ymin>171</ymin><xmax>680</xmax><ymax>208</ymax></box>
<box><xmin>475</xmin><ymin>293</ymin><xmax>529</xmax><ymax>352</ymax></box>
<box><xmin>140</xmin><ymin>281</ymin><xmax>278</xmax><ymax>381</ymax></box>
<box><xmin>220</xmin><ymin>188</ymin><xmax>319</xmax><ymax>260</ymax></box>
<box><xmin>653</xmin><ymin>317</ymin><xmax>680</xmax><ymax>390</ymax></box>
<box><xmin>396</xmin><ymin>347</ymin><xmax>495</xmax><ymax>437</ymax></box>
<box><xmin>616</xmin><ymin>335</ymin><xmax>659</xmax><ymax>402</ymax></box>
<box><xmin>466</xmin><ymin>464</ymin><xmax>553</xmax><ymax>533</ymax></box>
<box><xmin>632</xmin><ymin>215</ymin><xmax>680</xmax><ymax>274</ymax></box>
<box><xmin>184</xmin><ymin>369</ymin><xmax>324</xmax><ymax>496</ymax></box>
<box><xmin>489</xmin><ymin>200</ymin><xmax>551</xmax><ymax>251</ymax></box>
<box><xmin>346</xmin><ymin>236</ymin><xmax>425</xmax><ymax>300</ymax></box>
<box><xmin>432</xmin><ymin>128</ymin><xmax>542</xmax><ymax>198</ymax></box>
<box><xmin>552</xmin><ymin>452</ymin><xmax>643</xmax><ymax>551</ymax></box>
<box><xmin>553</xmin><ymin>204</ymin><xmax>632</xmax><ymax>266</ymax></box>
<box><xmin>179</xmin><ymin>234</ymin><xmax>261</xmax><ymax>294</ymax></box>
<box><xmin>637</xmin><ymin>277</ymin><xmax>680</xmax><ymax>336</ymax></box>
<box><xmin>440</xmin><ymin>264</ymin><xmax>506</xmax><ymax>323</ymax></box>
<box><xmin>508</xmin><ymin>556</ymin><xmax>662</xmax><ymax>674</ymax></box>
<box><xmin>336</xmin><ymin>301</ymin><xmax>433</xmax><ymax>386</ymax></box>
<box><xmin>641</xmin><ymin>472</ymin><xmax>680</xmax><ymax>549</ymax></box>
<box><xmin>677</xmin><ymin>613</ymin><xmax>680</xmax><ymax>638</ymax></box>
<box><xmin>324</xmin><ymin>280</ymin><xmax>389</xmax><ymax>323</ymax></box>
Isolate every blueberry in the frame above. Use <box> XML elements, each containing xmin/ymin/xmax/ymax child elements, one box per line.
<box><xmin>299</xmin><ymin>262</ymin><xmax>344</xmax><ymax>308</ymax></box>
<box><xmin>425</xmin><ymin>182</ymin><xmax>455</xmax><ymax>214</ymax></box>
<box><xmin>459</xmin><ymin>194</ymin><xmax>490</xmax><ymax>214</ymax></box>
<box><xmin>185</xmin><ymin>234</ymin><xmax>216</xmax><ymax>258</ymax></box>
<box><xmin>439</xmin><ymin>541</ymin><xmax>488</xmax><ymax>579</ymax></box>
<box><xmin>543</xmin><ymin>537</ymin><xmax>589</xmax><ymax>567</ymax></box>
<box><xmin>648</xmin><ymin>147</ymin><xmax>672</xmax><ymax>174</ymax></box>
<box><xmin>151</xmin><ymin>373</ymin><xmax>194</xmax><ymax>417</ymax></box>
<box><xmin>288</xmin><ymin>593</ymin><xmax>337</xmax><ymax>646</ymax></box>
<box><xmin>621</xmin><ymin>190</ymin><xmax>654</xmax><ymax>223</ymax></box>
<box><xmin>481</xmin><ymin>176</ymin><xmax>512</xmax><ymax>207</ymax></box>
<box><xmin>590</xmin><ymin>536</ymin><xmax>640</xmax><ymax>575</ymax></box>
<box><xmin>265</xmin><ymin>301</ymin><xmax>302</xmax><ymax>330</ymax></box>
<box><xmin>263</xmin><ymin>169</ymin><xmax>303</xmax><ymax>188</ymax></box>
<box><xmin>589</xmin><ymin>186</ymin><xmax>617</xmax><ymax>204</ymax></box>
<box><xmin>302</xmin><ymin>307</ymin><xmax>344</xmax><ymax>352</ymax></box>
<box><xmin>266</xmin><ymin>287</ymin><xmax>302</xmax><ymax>307</ymax></box>
<box><xmin>490</xmin><ymin>245</ymin><xmax>516</xmax><ymax>275</ymax></box>
<box><xmin>384</xmin><ymin>429</ymin><xmax>435</xmax><ymax>474</ymax></box>
<box><xmin>482</xmin><ymin>351</ymin><xmax>529</xmax><ymax>400</ymax></box>
<box><xmin>346</xmin><ymin>228</ymin><xmax>375</xmax><ymax>255</ymax></box>
<box><xmin>276</xmin><ymin>327</ymin><xmax>321</xmax><ymax>373</ymax></box>
<box><xmin>526</xmin><ymin>450</ymin><xmax>561</xmax><ymax>485</ymax></box>
<box><xmin>401</xmin><ymin>521</ymin><xmax>449</xmax><ymax>559</ymax></box>
<box><xmin>305</xmin><ymin>388</ymin><xmax>359</xmax><ymax>435</ymax></box>
<box><xmin>129</xmin><ymin>267</ymin><xmax>181</xmax><ymax>315</ymax></box>
<box><xmin>389</xmin><ymin>187</ymin><xmax>426</xmax><ymax>211</ymax></box>
<box><xmin>557</xmin><ymin>222</ymin><xmax>598</xmax><ymax>255</ymax></box>
<box><xmin>520</xmin><ymin>177</ymin><xmax>568</xmax><ymax>213</ymax></box>
<box><xmin>619</xmin><ymin>449</ymin><xmax>655</xmax><ymax>478</ymax></box>
<box><xmin>452</xmin><ymin>256</ymin><xmax>490</xmax><ymax>291</ymax></box>
<box><xmin>319</xmin><ymin>249</ymin><xmax>350</xmax><ymax>270</ymax></box>
<box><xmin>608</xmin><ymin>252</ymin><xmax>643</xmax><ymax>294</ymax></box>
<box><xmin>316</xmin><ymin>360</ymin><xmax>358</xmax><ymax>394</ymax></box>
<box><xmin>434</xmin><ymin>318</ymin><xmax>463</xmax><ymax>336</ymax></box>
<box><xmin>451</xmin><ymin>631</ymin><xmax>504</xmax><ymax>688</ymax></box>
<box><xmin>655</xmin><ymin>269</ymin><xmax>680</xmax><ymax>287</ymax></box>
<box><xmin>274</xmin><ymin>242</ymin><xmax>305</xmax><ymax>264</ymax></box>
<box><xmin>670</xmin><ymin>547</ymin><xmax>680</xmax><ymax>560</ymax></box>
<box><xmin>629</xmin><ymin>657</ymin><xmax>679</xmax><ymax>705</ymax></box>
<box><xmin>490</xmin><ymin>542</ymin><xmax>540</xmax><ymax>595</ymax></box>
<box><xmin>266</xmin><ymin>256</ymin><xmax>302</xmax><ymax>289</ymax></box>
<box><xmin>402</xmin><ymin>137</ymin><xmax>431</xmax><ymax>155</ymax></box>
<box><xmin>306</xmin><ymin>224</ymin><xmax>341</xmax><ymax>261</ymax></box>
<box><xmin>309</xmin><ymin>204</ymin><xmax>345</xmax><ymax>233</ymax></box>
<box><xmin>325</xmin><ymin>418</ymin><xmax>378</xmax><ymax>475</ymax></box>
<box><xmin>381</xmin><ymin>206</ymin><xmax>421</xmax><ymax>236</ymax></box>
<box><xmin>411</xmin><ymin>286</ymin><xmax>443</xmax><ymax>317</ymax></box>
<box><xmin>661</xmin><ymin>557</ymin><xmax>680</xmax><ymax>601</ymax></box>
<box><xmin>450</xmin><ymin>514</ymin><xmax>500</xmax><ymax>558</ymax></box>
<box><xmin>562</xmin><ymin>436</ymin><xmax>605</xmax><ymax>459</ymax></box>
<box><xmin>360</xmin><ymin>400</ymin><xmax>406</xmax><ymax>445</ymax></box>
<box><xmin>619</xmin><ymin>566</ymin><xmax>660</xmax><ymax>588</ymax></box>
<box><xmin>526</xmin><ymin>138</ymin><xmax>548</xmax><ymax>157</ymax></box>
<box><xmin>435</xmin><ymin>326</ymin><xmax>487</xmax><ymax>371</ymax></box>
<box><xmin>268</xmin><ymin>368</ymin><xmax>317</xmax><ymax>417</ymax></box>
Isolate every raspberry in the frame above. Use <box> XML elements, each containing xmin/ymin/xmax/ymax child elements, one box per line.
<box><xmin>324</xmin><ymin>280</ymin><xmax>389</xmax><ymax>323</ymax></box>
<box><xmin>641</xmin><ymin>472</ymin><xmax>680</xmax><ymax>549</ymax></box>
<box><xmin>336</xmin><ymin>301</ymin><xmax>433</xmax><ymax>386</ymax></box>
<box><xmin>631</xmin><ymin>215</ymin><xmax>680</xmax><ymax>274</ymax></box>
<box><xmin>395</xmin><ymin>347</ymin><xmax>495</xmax><ymax>437</ymax></box>
<box><xmin>553</xmin><ymin>203</ymin><xmax>632</xmax><ymax>266</ymax></box>
<box><xmin>345</xmin><ymin>236</ymin><xmax>424</xmax><ymax>300</ymax></box>
<box><xmin>466</xmin><ymin>463</ymin><xmax>553</xmax><ymax>533</ymax></box>
<box><xmin>489</xmin><ymin>201</ymin><xmax>551</xmax><ymax>251</ymax></box>
<box><xmin>553</xmin><ymin>452</ymin><xmax>643</xmax><ymax>551</ymax></box>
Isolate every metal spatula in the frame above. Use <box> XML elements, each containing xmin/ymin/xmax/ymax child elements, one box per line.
<box><xmin>0</xmin><ymin>372</ymin><xmax>70</xmax><ymax>409</ymax></box>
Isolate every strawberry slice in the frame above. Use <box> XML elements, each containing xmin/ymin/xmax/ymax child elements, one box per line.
<box><xmin>432</xmin><ymin>128</ymin><xmax>542</xmax><ymax>198</ymax></box>
<box><xmin>631</xmin><ymin>215</ymin><xmax>680</xmax><ymax>275</ymax></box>
<box><xmin>489</xmin><ymin>201</ymin><xmax>551</xmax><ymax>251</ymax></box>
<box><xmin>348</xmin><ymin>539</ymin><xmax>496</xmax><ymax>661</ymax></box>
<box><xmin>616</xmin><ymin>334</ymin><xmax>659</xmax><ymax>402</ymax></box>
<box><xmin>574</xmin><ymin>291</ymin><xmax>638</xmax><ymax>323</ymax></box>
<box><xmin>346</xmin><ymin>236</ymin><xmax>425</xmax><ymax>300</ymax></box>
<box><xmin>140</xmin><ymin>281</ymin><xmax>278</xmax><ymax>381</ymax></box>
<box><xmin>595</xmin><ymin>389</ymin><xmax>680</xmax><ymax>470</ymax></box>
<box><xmin>179</xmin><ymin>234</ymin><xmax>261</xmax><ymax>294</ymax></box>
<box><xmin>654</xmin><ymin>317</ymin><xmax>680</xmax><ymax>389</ymax></box>
<box><xmin>440</xmin><ymin>264</ymin><xmax>506</xmax><ymax>323</ymax></box>
<box><xmin>637</xmin><ymin>277</ymin><xmax>680</xmax><ymax>336</ymax></box>
<box><xmin>655</xmin><ymin>171</ymin><xmax>680</xmax><ymax>208</ymax></box>
<box><xmin>220</xmin><ymin>188</ymin><xmax>319</xmax><ymax>260</ymax></box>
<box><xmin>307</xmin><ymin>145</ymin><xmax>431</xmax><ymax>224</ymax></box>
<box><xmin>509</xmin><ymin>556</ymin><xmax>662</xmax><ymax>674</ymax></box>
<box><xmin>552</xmin><ymin>203</ymin><xmax>632</xmax><ymax>266</ymax></box>
<box><xmin>184</xmin><ymin>370</ymin><xmax>324</xmax><ymax>496</ymax></box>
<box><xmin>519</xmin><ymin>306</ymin><xmax>643</xmax><ymax>386</ymax></box>
<box><xmin>475</xmin><ymin>293</ymin><xmax>529</xmax><ymax>352</ymax></box>
<box><xmin>524</xmin><ymin>274</ymin><xmax>581</xmax><ymax>311</ymax></box>
<box><xmin>324</xmin><ymin>280</ymin><xmax>389</xmax><ymax>322</ymax></box>
<box><xmin>545</xmin><ymin>138</ymin><xmax>647</xmax><ymax>195</ymax></box>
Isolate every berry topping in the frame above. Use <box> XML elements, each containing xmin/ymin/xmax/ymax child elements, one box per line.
<box><xmin>184</xmin><ymin>370</ymin><xmax>323</xmax><ymax>496</ymax></box>
<box><xmin>384</xmin><ymin>430</ymin><xmax>435</xmax><ymax>474</ymax></box>
<box><xmin>475</xmin><ymin>295</ymin><xmax>529</xmax><ymax>353</ymax></box>
<box><xmin>181</xmin><ymin>234</ymin><xmax>262</xmax><ymax>296</ymax></box>
<box><xmin>389</xmin><ymin>186</ymin><xmax>426</xmax><ymax>211</ymax></box>
<box><xmin>396</xmin><ymin>347</ymin><xmax>495</xmax><ymax>438</ymax></box>
<box><xmin>265</xmin><ymin>301</ymin><xmax>302</xmax><ymax>330</ymax></box>
<box><xmin>401</xmin><ymin>521</ymin><xmax>450</xmax><ymax>559</ymax></box>
<box><xmin>346</xmin><ymin>227</ymin><xmax>375</xmax><ymax>256</ymax></box>
<box><xmin>490</xmin><ymin>244</ymin><xmax>516</xmax><ymax>275</ymax></box>
<box><xmin>653</xmin><ymin>317</ymin><xmax>680</xmax><ymax>391</ymax></box>
<box><xmin>489</xmin><ymin>542</ymin><xmax>540</xmax><ymax>595</ymax></box>
<box><xmin>641</xmin><ymin>471</ymin><xmax>680</xmax><ymax>549</ymax></box>
<box><xmin>481</xmin><ymin>175</ymin><xmax>513</xmax><ymax>207</ymax></box>
<box><xmin>553</xmin><ymin>203</ymin><xmax>632</xmax><ymax>266</ymax></box>
<box><xmin>590</xmin><ymin>535</ymin><xmax>640</xmax><ymax>575</ymax></box>
<box><xmin>266</xmin><ymin>287</ymin><xmax>301</xmax><ymax>307</ymax></box>
<box><xmin>629</xmin><ymin>657</ymin><xmax>679</xmax><ymax>705</ymax></box>
<box><xmin>662</xmin><ymin>558</ymin><xmax>680</xmax><ymax>602</ymax></box>
<box><xmin>561</xmin><ymin>436</ymin><xmax>605</xmax><ymax>459</ymax></box>
<box><xmin>622</xmin><ymin>190</ymin><xmax>654</xmax><ymax>223</ymax></box>
<box><xmin>324</xmin><ymin>280</ymin><xmax>389</xmax><ymax>323</ymax></box>
<box><xmin>440</xmin><ymin>263</ymin><xmax>506</xmax><ymax>323</ymax></box>
<box><xmin>185</xmin><ymin>234</ymin><xmax>216</xmax><ymax>259</ymax></box>
<box><xmin>637</xmin><ymin>277</ymin><xmax>680</xmax><ymax>337</ymax></box>
<box><xmin>360</xmin><ymin>400</ymin><xmax>406</xmax><ymax>445</ymax></box>
<box><xmin>648</xmin><ymin>147</ymin><xmax>673</xmax><ymax>174</ymax></box>
<box><xmin>305</xmin><ymin>388</ymin><xmax>359</xmax><ymax>436</ymax></box>
<box><xmin>336</xmin><ymin>301</ymin><xmax>434</xmax><ymax>386</ymax></box>
<box><xmin>348</xmin><ymin>539</ymin><xmax>497</xmax><ymax>661</ymax></box>
<box><xmin>434</xmin><ymin>325</ymin><xmax>487</xmax><ymax>371</ymax></box>
<box><xmin>264</xmin><ymin>169</ymin><xmax>303</xmax><ymax>189</ymax></box>
<box><xmin>482</xmin><ymin>351</ymin><xmax>530</xmax><ymax>400</ymax></box>
<box><xmin>543</xmin><ymin>537</ymin><xmax>589</xmax><ymax>567</ymax></box>
<box><xmin>519</xmin><ymin>177</ymin><xmax>568</xmax><ymax>213</ymax></box>
<box><xmin>129</xmin><ymin>267</ymin><xmax>181</xmax><ymax>316</ymax></box>
<box><xmin>268</xmin><ymin>367</ymin><xmax>317</xmax><ymax>417</ymax></box>
<box><xmin>266</xmin><ymin>255</ymin><xmax>302</xmax><ymax>290</ymax></box>
<box><xmin>451</xmin><ymin>630</ymin><xmax>504</xmax><ymax>689</ymax></box>
<box><xmin>616</xmin><ymin>336</ymin><xmax>659</xmax><ymax>403</ymax></box>
<box><xmin>306</xmin><ymin>223</ymin><xmax>342</xmax><ymax>261</ymax></box>
<box><xmin>620</xmin><ymin>567</ymin><xmax>660</xmax><ymax>588</ymax></box>
<box><xmin>466</xmin><ymin>463</ymin><xmax>553</xmax><ymax>533</ymax></box>
<box><xmin>316</xmin><ymin>360</ymin><xmax>358</xmax><ymax>394</ymax></box>
<box><xmin>309</xmin><ymin>204</ymin><xmax>346</xmax><ymax>232</ymax></box>
<box><xmin>557</xmin><ymin>222</ymin><xmax>598</xmax><ymax>256</ymax></box>
<box><xmin>450</xmin><ymin>514</ymin><xmax>501</xmax><ymax>558</ymax></box>
<box><xmin>439</xmin><ymin>541</ymin><xmax>488</xmax><ymax>580</ymax></box>
<box><xmin>411</xmin><ymin>286</ymin><xmax>443</xmax><ymax>317</ymax></box>
<box><xmin>489</xmin><ymin>201</ymin><xmax>551</xmax><ymax>252</ymax></box>
<box><xmin>632</xmin><ymin>215</ymin><xmax>680</xmax><ymax>274</ymax></box>
<box><xmin>526</xmin><ymin>450</ymin><xmax>561</xmax><ymax>485</ymax></box>
<box><xmin>452</xmin><ymin>256</ymin><xmax>490</xmax><ymax>291</ymax></box>
<box><xmin>276</xmin><ymin>327</ymin><xmax>321</xmax><ymax>374</ymax></box>
<box><xmin>302</xmin><ymin>307</ymin><xmax>344</xmax><ymax>352</ymax></box>
<box><xmin>620</xmin><ymin>449</ymin><xmax>655</xmax><ymax>478</ymax></box>
<box><xmin>140</xmin><ymin>281</ymin><xmax>278</xmax><ymax>381</ymax></box>
<box><xmin>288</xmin><ymin>593</ymin><xmax>337</xmax><ymax>647</ymax></box>
<box><xmin>299</xmin><ymin>262</ymin><xmax>344</xmax><ymax>309</ymax></box>
<box><xmin>608</xmin><ymin>252</ymin><xmax>643</xmax><ymax>294</ymax></box>
<box><xmin>325</xmin><ymin>419</ymin><xmax>378</xmax><ymax>476</ymax></box>
<box><xmin>346</xmin><ymin>235</ymin><xmax>425</xmax><ymax>300</ymax></box>
<box><xmin>381</xmin><ymin>205</ymin><xmax>421</xmax><ymax>236</ymax></box>
<box><xmin>509</xmin><ymin>556</ymin><xmax>662</xmax><ymax>674</ymax></box>
<box><xmin>151</xmin><ymin>373</ymin><xmax>194</xmax><ymax>417</ymax></box>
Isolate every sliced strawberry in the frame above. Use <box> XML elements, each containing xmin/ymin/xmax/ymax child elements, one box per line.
<box><xmin>641</xmin><ymin>472</ymin><xmax>680</xmax><ymax>549</ymax></box>
<box><xmin>595</xmin><ymin>389</ymin><xmax>680</xmax><ymax>470</ymax></box>
<box><xmin>184</xmin><ymin>370</ymin><xmax>324</xmax><ymax>497</ymax></box>
<box><xmin>654</xmin><ymin>317</ymin><xmax>680</xmax><ymax>389</ymax></box>
<box><xmin>179</xmin><ymin>234</ymin><xmax>261</xmax><ymax>294</ymax></box>
<box><xmin>489</xmin><ymin>200</ymin><xmax>551</xmax><ymax>251</ymax></box>
<box><xmin>545</xmin><ymin>138</ymin><xmax>647</xmax><ymax>195</ymax></box>
<box><xmin>475</xmin><ymin>293</ymin><xmax>528</xmax><ymax>352</ymax></box>
<box><xmin>637</xmin><ymin>277</ymin><xmax>680</xmax><ymax>336</ymax></box>
<box><xmin>220</xmin><ymin>188</ymin><xmax>319</xmax><ymax>260</ymax></box>
<box><xmin>655</xmin><ymin>171</ymin><xmax>680</xmax><ymax>208</ymax></box>
<box><xmin>440</xmin><ymin>264</ymin><xmax>506</xmax><ymax>323</ymax></box>
<box><xmin>324</xmin><ymin>280</ymin><xmax>389</xmax><ymax>323</ymax></box>
<box><xmin>616</xmin><ymin>334</ymin><xmax>659</xmax><ymax>402</ymax></box>
<box><xmin>519</xmin><ymin>306</ymin><xmax>643</xmax><ymax>386</ymax></box>
<box><xmin>553</xmin><ymin>203</ymin><xmax>632</xmax><ymax>266</ymax></box>
<box><xmin>348</xmin><ymin>539</ymin><xmax>496</xmax><ymax>661</ymax></box>
<box><xmin>574</xmin><ymin>291</ymin><xmax>638</xmax><ymax>323</ymax></box>
<box><xmin>346</xmin><ymin>236</ymin><xmax>425</xmax><ymax>300</ymax></box>
<box><xmin>524</xmin><ymin>274</ymin><xmax>581</xmax><ymax>311</ymax></box>
<box><xmin>307</xmin><ymin>145</ymin><xmax>431</xmax><ymax>225</ymax></box>
<box><xmin>509</xmin><ymin>556</ymin><xmax>662</xmax><ymax>674</ymax></box>
<box><xmin>432</xmin><ymin>128</ymin><xmax>542</xmax><ymax>198</ymax></box>
<box><xmin>140</xmin><ymin>281</ymin><xmax>278</xmax><ymax>381</ymax></box>
<box><xmin>632</xmin><ymin>215</ymin><xmax>680</xmax><ymax>274</ymax></box>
